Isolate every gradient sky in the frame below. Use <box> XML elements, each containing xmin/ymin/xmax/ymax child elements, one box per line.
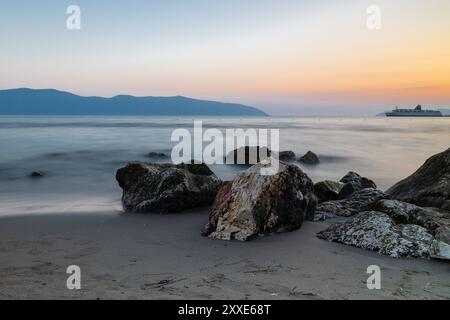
<box><xmin>1</xmin><ymin>0</ymin><xmax>449</xmax><ymax>115</ymax></box>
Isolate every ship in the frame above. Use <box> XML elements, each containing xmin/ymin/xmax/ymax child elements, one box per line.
<box><xmin>386</xmin><ymin>105</ymin><xmax>443</xmax><ymax>117</ymax></box>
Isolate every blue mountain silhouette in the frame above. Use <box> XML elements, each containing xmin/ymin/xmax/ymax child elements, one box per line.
<box><xmin>0</xmin><ymin>88</ymin><xmax>267</xmax><ymax>116</ymax></box>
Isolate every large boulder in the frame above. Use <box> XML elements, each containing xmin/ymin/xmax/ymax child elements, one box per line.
<box><xmin>314</xmin><ymin>180</ymin><xmax>344</xmax><ymax>203</ymax></box>
<box><xmin>387</xmin><ymin>148</ymin><xmax>450</xmax><ymax>211</ymax></box>
<box><xmin>116</xmin><ymin>162</ymin><xmax>222</xmax><ymax>213</ymax></box>
<box><xmin>315</xmin><ymin>188</ymin><xmax>388</xmax><ymax>219</ymax></box>
<box><xmin>202</xmin><ymin>160</ymin><xmax>317</xmax><ymax>241</ymax></box>
<box><xmin>318</xmin><ymin>211</ymin><xmax>435</xmax><ymax>259</ymax></box>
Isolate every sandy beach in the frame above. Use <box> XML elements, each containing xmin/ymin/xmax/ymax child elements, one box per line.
<box><xmin>0</xmin><ymin>210</ymin><xmax>448</xmax><ymax>300</ymax></box>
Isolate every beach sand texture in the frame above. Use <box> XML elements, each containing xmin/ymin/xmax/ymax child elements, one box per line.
<box><xmin>0</xmin><ymin>210</ymin><xmax>448</xmax><ymax>300</ymax></box>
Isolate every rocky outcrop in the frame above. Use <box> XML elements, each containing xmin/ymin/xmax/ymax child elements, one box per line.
<box><xmin>225</xmin><ymin>146</ymin><xmax>271</xmax><ymax>165</ymax></box>
<box><xmin>317</xmin><ymin>211</ymin><xmax>436</xmax><ymax>259</ymax></box>
<box><xmin>315</xmin><ymin>188</ymin><xmax>388</xmax><ymax>219</ymax></box>
<box><xmin>387</xmin><ymin>148</ymin><xmax>450</xmax><ymax>211</ymax></box>
<box><xmin>116</xmin><ymin>162</ymin><xmax>222</xmax><ymax>213</ymax></box>
<box><xmin>202</xmin><ymin>160</ymin><xmax>317</xmax><ymax>241</ymax></box>
<box><xmin>299</xmin><ymin>151</ymin><xmax>320</xmax><ymax>165</ymax></box>
<box><xmin>367</xmin><ymin>199</ymin><xmax>450</xmax><ymax>233</ymax></box>
<box><xmin>340</xmin><ymin>171</ymin><xmax>377</xmax><ymax>190</ymax></box>
<box><xmin>314</xmin><ymin>180</ymin><xmax>344</xmax><ymax>203</ymax></box>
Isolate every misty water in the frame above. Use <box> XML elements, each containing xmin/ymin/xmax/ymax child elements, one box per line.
<box><xmin>0</xmin><ymin>116</ymin><xmax>449</xmax><ymax>216</ymax></box>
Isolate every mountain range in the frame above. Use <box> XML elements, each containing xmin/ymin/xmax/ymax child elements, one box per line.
<box><xmin>0</xmin><ymin>88</ymin><xmax>267</xmax><ymax>116</ymax></box>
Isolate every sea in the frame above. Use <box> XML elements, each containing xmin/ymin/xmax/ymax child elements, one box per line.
<box><xmin>0</xmin><ymin>116</ymin><xmax>449</xmax><ymax>216</ymax></box>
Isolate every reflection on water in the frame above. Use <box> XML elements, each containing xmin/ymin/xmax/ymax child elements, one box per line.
<box><xmin>0</xmin><ymin>116</ymin><xmax>449</xmax><ymax>216</ymax></box>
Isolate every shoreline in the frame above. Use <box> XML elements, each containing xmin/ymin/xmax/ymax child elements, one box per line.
<box><xmin>0</xmin><ymin>210</ymin><xmax>448</xmax><ymax>300</ymax></box>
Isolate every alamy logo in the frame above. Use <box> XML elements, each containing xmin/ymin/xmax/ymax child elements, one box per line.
<box><xmin>367</xmin><ymin>265</ymin><xmax>381</xmax><ymax>290</ymax></box>
<box><xmin>171</xmin><ymin>121</ymin><xmax>280</xmax><ymax>175</ymax></box>
<box><xmin>66</xmin><ymin>265</ymin><xmax>81</xmax><ymax>290</ymax></box>
<box><xmin>66</xmin><ymin>5</ymin><xmax>81</xmax><ymax>30</ymax></box>
<box><xmin>366</xmin><ymin>5</ymin><xmax>382</xmax><ymax>30</ymax></box>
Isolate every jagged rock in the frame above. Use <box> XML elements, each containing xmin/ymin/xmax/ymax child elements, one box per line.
<box><xmin>317</xmin><ymin>211</ymin><xmax>434</xmax><ymax>259</ymax></box>
<box><xmin>315</xmin><ymin>188</ymin><xmax>388</xmax><ymax>218</ymax></box>
<box><xmin>314</xmin><ymin>180</ymin><xmax>344</xmax><ymax>203</ymax></box>
<box><xmin>202</xmin><ymin>160</ymin><xmax>317</xmax><ymax>241</ymax></box>
<box><xmin>367</xmin><ymin>199</ymin><xmax>450</xmax><ymax>234</ymax></box>
<box><xmin>338</xmin><ymin>182</ymin><xmax>363</xmax><ymax>199</ymax></box>
<box><xmin>278</xmin><ymin>151</ymin><xmax>296</xmax><ymax>161</ymax></box>
<box><xmin>146</xmin><ymin>152</ymin><xmax>169</xmax><ymax>159</ymax></box>
<box><xmin>387</xmin><ymin>148</ymin><xmax>450</xmax><ymax>211</ymax></box>
<box><xmin>30</xmin><ymin>171</ymin><xmax>45</xmax><ymax>178</ymax></box>
<box><xmin>225</xmin><ymin>146</ymin><xmax>271</xmax><ymax>165</ymax></box>
<box><xmin>116</xmin><ymin>162</ymin><xmax>222</xmax><ymax>213</ymax></box>
<box><xmin>340</xmin><ymin>171</ymin><xmax>377</xmax><ymax>189</ymax></box>
<box><xmin>299</xmin><ymin>151</ymin><xmax>320</xmax><ymax>165</ymax></box>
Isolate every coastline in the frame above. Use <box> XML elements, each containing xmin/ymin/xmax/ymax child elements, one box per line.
<box><xmin>0</xmin><ymin>210</ymin><xmax>448</xmax><ymax>300</ymax></box>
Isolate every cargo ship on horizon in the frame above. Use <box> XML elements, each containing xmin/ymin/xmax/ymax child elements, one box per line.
<box><xmin>386</xmin><ymin>105</ymin><xmax>443</xmax><ymax>117</ymax></box>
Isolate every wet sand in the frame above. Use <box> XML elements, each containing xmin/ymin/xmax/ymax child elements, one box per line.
<box><xmin>0</xmin><ymin>210</ymin><xmax>449</xmax><ymax>300</ymax></box>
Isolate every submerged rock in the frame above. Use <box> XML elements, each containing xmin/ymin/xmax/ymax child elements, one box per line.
<box><xmin>146</xmin><ymin>152</ymin><xmax>169</xmax><ymax>159</ymax></box>
<box><xmin>387</xmin><ymin>148</ymin><xmax>450</xmax><ymax>211</ymax></box>
<box><xmin>315</xmin><ymin>188</ymin><xmax>388</xmax><ymax>218</ymax></box>
<box><xmin>116</xmin><ymin>162</ymin><xmax>222</xmax><ymax>213</ymax></box>
<box><xmin>314</xmin><ymin>180</ymin><xmax>344</xmax><ymax>203</ymax></box>
<box><xmin>30</xmin><ymin>171</ymin><xmax>45</xmax><ymax>178</ymax></box>
<box><xmin>299</xmin><ymin>151</ymin><xmax>320</xmax><ymax>165</ymax></box>
<box><xmin>340</xmin><ymin>171</ymin><xmax>377</xmax><ymax>189</ymax></box>
<box><xmin>225</xmin><ymin>146</ymin><xmax>271</xmax><ymax>165</ymax></box>
<box><xmin>202</xmin><ymin>160</ymin><xmax>317</xmax><ymax>241</ymax></box>
<box><xmin>278</xmin><ymin>151</ymin><xmax>296</xmax><ymax>161</ymax></box>
<box><xmin>317</xmin><ymin>211</ymin><xmax>434</xmax><ymax>259</ymax></box>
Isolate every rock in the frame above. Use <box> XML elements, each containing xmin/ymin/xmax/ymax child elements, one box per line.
<box><xmin>116</xmin><ymin>162</ymin><xmax>222</xmax><ymax>213</ymax></box>
<box><xmin>430</xmin><ymin>241</ymin><xmax>450</xmax><ymax>260</ymax></box>
<box><xmin>202</xmin><ymin>160</ymin><xmax>317</xmax><ymax>241</ymax></box>
<box><xmin>338</xmin><ymin>182</ymin><xmax>363</xmax><ymax>199</ymax></box>
<box><xmin>314</xmin><ymin>180</ymin><xmax>344</xmax><ymax>203</ymax></box>
<box><xmin>340</xmin><ymin>171</ymin><xmax>377</xmax><ymax>189</ymax></box>
<box><xmin>146</xmin><ymin>152</ymin><xmax>169</xmax><ymax>159</ymax></box>
<box><xmin>315</xmin><ymin>188</ymin><xmax>388</xmax><ymax>218</ymax></box>
<box><xmin>367</xmin><ymin>199</ymin><xmax>450</xmax><ymax>234</ymax></box>
<box><xmin>225</xmin><ymin>146</ymin><xmax>271</xmax><ymax>165</ymax></box>
<box><xmin>435</xmin><ymin>226</ymin><xmax>450</xmax><ymax>244</ymax></box>
<box><xmin>317</xmin><ymin>211</ymin><xmax>434</xmax><ymax>259</ymax></box>
<box><xmin>299</xmin><ymin>151</ymin><xmax>320</xmax><ymax>165</ymax></box>
<box><xmin>30</xmin><ymin>171</ymin><xmax>45</xmax><ymax>178</ymax></box>
<box><xmin>387</xmin><ymin>148</ymin><xmax>450</xmax><ymax>211</ymax></box>
<box><xmin>278</xmin><ymin>151</ymin><xmax>296</xmax><ymax>161</ymax></box>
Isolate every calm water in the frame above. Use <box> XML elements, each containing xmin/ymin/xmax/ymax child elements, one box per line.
<box><xmin>0</xmin><ymin>116</ymin><xmax>449</xmax><ymax>216</ymax></box>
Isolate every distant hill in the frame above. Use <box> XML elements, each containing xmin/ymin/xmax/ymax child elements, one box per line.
<box><xmin>0</xmin><ymin>88</ymin><xmax>267</xmax><ymax>116</ymax></box>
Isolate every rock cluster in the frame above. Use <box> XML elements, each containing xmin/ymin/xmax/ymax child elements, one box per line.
<box><xmin>115</xmin><ymin>148</ymin><xmax>450</xmax><ymax>260</ymax></box>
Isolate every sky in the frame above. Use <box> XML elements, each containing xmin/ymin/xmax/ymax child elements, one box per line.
<box><xmin>1</xmin><ymin>0</ymin><xmax>450</xmax><ymax>116</ymax></box>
